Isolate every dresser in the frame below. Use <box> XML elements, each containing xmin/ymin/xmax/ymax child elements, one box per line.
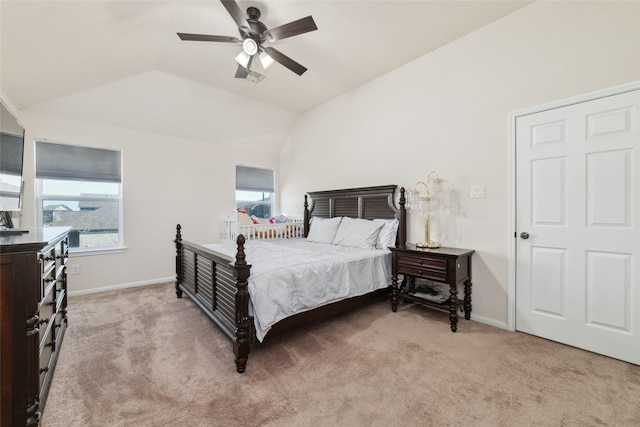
<box><xmin>390</xmin><ymin>245</ymin><xmax>474</xmax><ymax>332</ymax></box>
<box><xmin>1</xmin><ymin>227</ymin><xmax>70</xmax><ymax>427</ymax></box>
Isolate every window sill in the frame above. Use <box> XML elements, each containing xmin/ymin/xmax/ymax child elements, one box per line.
<box><xmin>69</xmin><ymin>246</ymin><xmax>127</xmax><ymax>257</ymax></box>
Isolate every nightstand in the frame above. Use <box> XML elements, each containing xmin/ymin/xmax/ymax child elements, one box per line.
<box><xmin>390</xmin><ymin>245</ymin><xmax>474</xmax><ymax>332</ymax></box>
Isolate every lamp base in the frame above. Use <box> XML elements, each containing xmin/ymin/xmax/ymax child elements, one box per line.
<box><xmin>416</xmin><ymin>241</ymin><xmax>440</xmax><ymax>249</ymax></box>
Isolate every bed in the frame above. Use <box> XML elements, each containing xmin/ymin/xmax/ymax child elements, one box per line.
<box><xmin>174</xmin><ymin>185</ymin><xmax>407</xmax><ymax>372</ymax></box>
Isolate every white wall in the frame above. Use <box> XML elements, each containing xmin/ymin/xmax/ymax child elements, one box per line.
<box><xmin>279</xmin><ymin>1</ymin><xmax>640</xmax><ymax>326</ymax></box>
<box><xmin>4</xmin><ymin>1</ymin><xmax>638</xmax><ymax>314</ymax></box>
<box><xmin>14</xmin><ymin>111</ymin><xmax>280</xmax><ymax>295</ymax></box>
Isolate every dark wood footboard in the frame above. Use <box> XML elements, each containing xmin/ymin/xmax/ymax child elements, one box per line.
<box><xmin>175</xmin><ymin>226</ymin><xmax>252</xmax><ymax>372</ymax></box>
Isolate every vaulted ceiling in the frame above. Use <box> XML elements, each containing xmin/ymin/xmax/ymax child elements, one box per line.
<box><xmin>0</xmin><ymin>1</ymin><xmax>530</xmax><ymax>149</ymax></box>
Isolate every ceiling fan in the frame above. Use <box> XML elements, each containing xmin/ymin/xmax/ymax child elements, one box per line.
<box><xmin>178</xmin><ymin>0</ymin><xmax>318</xmax><ymax>80</ymax></box>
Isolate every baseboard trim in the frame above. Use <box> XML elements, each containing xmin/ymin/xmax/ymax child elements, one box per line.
<box><xmin>68</xmin><ymin>277</ymin><xmax>174</xmax><ymax>297</ymax></box>
<box><xmin>469</xmin><ymin>313</ymin><xmax>508</xmax><ymax>330</ymax></box>
<box><xmin>68</xmin><ymin>281</ymin><xmax>509</xmax><ymax>332</ymax></box>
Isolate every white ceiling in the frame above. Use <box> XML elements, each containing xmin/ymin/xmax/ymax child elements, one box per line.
<box><xmin>0</xmin><ymin>1</ymin><xmax>530</xmax><ymax>148</ymax></box>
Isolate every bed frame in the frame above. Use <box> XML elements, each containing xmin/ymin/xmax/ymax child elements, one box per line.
<box><xmin>174</xmin><ymin>185</ymin><xmax>406</xmax><ymax>373</ymax></box>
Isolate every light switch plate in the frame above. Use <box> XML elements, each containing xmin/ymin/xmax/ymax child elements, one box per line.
<box><xmin>471</xmin><ymin>185</ymin><xmax>485</xmax><ymax>199</ymax></box>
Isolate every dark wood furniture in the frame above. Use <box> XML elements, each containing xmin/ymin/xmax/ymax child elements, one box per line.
<box><xmin>390</xmin><ymin>245</ymin><xmax>474</xmax><ymax>332</ymax></box>
<box><xmin>1</xmin><ymin>227</ymin><xmax>70</xmax><ymax>427</ymax></box>
<box><xmin>174</xmin><ymin>185</ymin><xmax>406</xmax><ymax>373</ymax></box>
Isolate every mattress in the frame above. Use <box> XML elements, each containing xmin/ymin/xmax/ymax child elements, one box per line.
<box><xmin>204</xmin><ymin>239</ymin><xmax>391</xmax><ymax>341</ymax></box>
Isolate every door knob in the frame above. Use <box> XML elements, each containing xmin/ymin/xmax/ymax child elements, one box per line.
<box><xmin>520</xmin><ymin>232</ymin><xmax>529</xmax><ymax>240</ymax></box>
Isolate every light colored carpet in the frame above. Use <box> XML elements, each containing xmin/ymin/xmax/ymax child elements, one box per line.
<box><xmin>41</xmin><ymin>282</ymin><xmax>640</xmax><ymax>426</ymax></box>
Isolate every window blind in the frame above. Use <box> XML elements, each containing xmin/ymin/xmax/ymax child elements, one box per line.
<box><xmin>36</xmin><ymin>141</ymin><xmax>122</xmax><ymax>183</ymax></box>
<box><xmin>0</xmin><ymin>131</ymin><xmax>24</xmax><ymax>175</ymax></box>
<box><xmin>236</xmin><ymin>165</ymin><xmax>274</xmax><ymax>193</ymax></box>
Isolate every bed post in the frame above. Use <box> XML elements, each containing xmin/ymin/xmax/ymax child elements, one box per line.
<box><xmin>175</xmin><ymin>224</ymin><xmax>183</xmax><ymax>298</ymax></box>
<box><xmin>398</xmin><ymin>188</ymin><xmax>407</xmax><ymax>248</ymax></box>
<box><xmin>233</xmin><ymin>234</ymin><xmax>251</xmax><ymax>373</ymax></box>
<box><xmin>303</xmin><ymin>194</ymin><xmax>310</xmax><ymax>237</ymax></box>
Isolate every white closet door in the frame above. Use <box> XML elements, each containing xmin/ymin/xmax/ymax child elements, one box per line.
<box><xmin>516</xmin><ymin>89</ymin><xmax>639</xmax><ymax>364</ymax></box>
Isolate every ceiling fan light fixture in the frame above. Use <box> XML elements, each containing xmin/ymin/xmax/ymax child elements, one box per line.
<box><xmin>259</xmin><ymin>51</ymin><xmax>274</xmax><ymax>69</ymax></box>
<box><xmin>235</xmin><ymin>50</ymin><xmax>251</xmax><ymax>68</ymax></box>
<box><xmin>242</xmin><ymin>38</ymin><xmax>258</xmax><ymax>56</ymax></box>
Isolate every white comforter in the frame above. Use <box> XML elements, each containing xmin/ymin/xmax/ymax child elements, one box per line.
<box><xmin>204</xmin><ymin>239</ymin><xmax>391</xmax><ymax>341</ymax></box>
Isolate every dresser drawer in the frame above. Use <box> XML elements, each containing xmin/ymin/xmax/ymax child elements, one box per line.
<box><xmin>53</xmin><ymin>308</ymin><xmax>67</xmax><ymax>343</ymax></box>
<box><xmin>40</xmin><ymin>245</ymin><xmax>56</xmax><ymax>272</ymax></box>
<box><xmin>39</xmin><ymin>322</ymin><xmax>54</xmax><ymax>389</ymax></box>
<box><xmin>41</xmin><ymin>253</ymin><xmax>57</xmax><ymax>299</ymax></box>
<box><xmin>38</xmin><ymin>288</ymin><xmax>56</xmax><ymax>346</ymax></box>
<box><xmin>397</xmin><ymin>254</ymin><xmax>448</xmax><ymax>282</ymax></box>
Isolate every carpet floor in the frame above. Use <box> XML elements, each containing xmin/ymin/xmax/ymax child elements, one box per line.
<box><xmin>41</xmin><ymin>282</ymin><xmax>640</xmax><ymax>426</ymax></box>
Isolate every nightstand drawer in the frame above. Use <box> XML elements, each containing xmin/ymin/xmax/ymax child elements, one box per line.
<box><xmin>397</xmin><ymin>254</ymin><xmax>448</xmax><ymax>281</ymax></box>
<box><xmin>397</xmin><ymin>254</ymin><xmax>447</xmax><ymax>270</ymax></box>
<box><xmin>399</xmin><ymin>263</ymin><xmax>447</xmax><ymax>281</ymax></box>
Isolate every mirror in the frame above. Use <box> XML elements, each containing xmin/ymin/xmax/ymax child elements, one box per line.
<box><xmin>0</xmin><ymin>98</ymin><xmax>25</xmax><ymax>212</ymax></box>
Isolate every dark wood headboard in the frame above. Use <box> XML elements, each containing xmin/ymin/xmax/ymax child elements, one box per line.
<box><xmin>302</xmin><ymin>184</ymin><xmax>406</xmax><ymax>248</ymax></box>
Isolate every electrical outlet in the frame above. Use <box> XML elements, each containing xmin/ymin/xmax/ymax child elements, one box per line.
<box><xmin>471</xmin><ymin>185</ymin><xmax>485</xmax><ymax>199</ymax></box>
<box><xmin>70</xmin><ymin>264</ymin><xmax>80</xmax><ymax>275</ymax></box>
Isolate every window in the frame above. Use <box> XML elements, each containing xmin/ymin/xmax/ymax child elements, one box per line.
<box><xmin>0</xmin><ymin>131</ymin><xmax>24</xmax><ymax>211</ymax></box>
<box><xmin>36</xmin><ymin>141</ymin><xmax>123</xmax><ymax>252</ymax></box>
<box><xmin>236</xmin><ymin>165</ymin><xmax>274</xmax><ymax>219</ymax></box>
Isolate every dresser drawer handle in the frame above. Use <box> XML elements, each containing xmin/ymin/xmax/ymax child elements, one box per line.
<box><xmin>39</xmin><ymin>367</ymin><xmax>49</xmax><ymax>374</ymax></box>
<box><xmin>26</xmin><ymin>314</ymin><xmax>39</xmax><ymax>328</ymax></box>
<box><xmin>39</xmin><ymin>318</ymin><xmax>50</xmax><ymax>325</ymax></box>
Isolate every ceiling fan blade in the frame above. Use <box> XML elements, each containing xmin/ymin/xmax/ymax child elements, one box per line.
<box><xmin>235</xmin><ymin>64</ymin><xmax>249</xmax><ymax>79</ymax></box>
<box><xmin>265</xmin><ymin>16</ymin><xmax>317</xmax><ymax>42</ymax></box>
<box><xmin>220</xmin><ymin>0</ymin><xmax>250</xmax><ymax>29</ymax></box>
<box><xmin>177</xmin><ymin>33</ymin><xmax>241</xmax><ymax>43</ymax></box>
<box><xmin>263</xmin><ymin>47</ymin><xmax>307</xmax><ymax>76</ymax></box>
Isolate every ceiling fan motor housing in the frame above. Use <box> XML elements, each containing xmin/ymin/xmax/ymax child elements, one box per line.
<box><xmin>243</xmin><ymin>7</ymin><xmax>268</xmax><ymax>43</ymax></box>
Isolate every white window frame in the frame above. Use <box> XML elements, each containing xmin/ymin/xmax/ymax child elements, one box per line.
<box><xmin>35</xmin><ymin>141</ymin><xmax>125</xmax><ymax>255</ymax></box>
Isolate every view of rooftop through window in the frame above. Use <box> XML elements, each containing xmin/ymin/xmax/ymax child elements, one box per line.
<box><xmin>40</xmin><ymin>180</ymin><xmax>121</xmax><ymax>249</ymax></box>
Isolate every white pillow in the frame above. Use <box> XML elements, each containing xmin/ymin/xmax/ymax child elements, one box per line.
<box><xmin>306</xmin><ymin>216</ymin><xmax>343</xmax><ymax>244</ymax></box>
<box><xmin>374</xmin><ymin>218</ymin><xmax>399</xmax><ymax>249</ymax></box>
<box><xmin>332</xmin><ymin>217</ymin><xmax>384</xmax><ymax>249</ymax></box>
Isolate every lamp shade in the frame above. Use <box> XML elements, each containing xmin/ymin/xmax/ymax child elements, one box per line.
<box><xmin>259</xmin><ymin>51</ymin><xmax>274</xmax><ymax>69</ymax></box>
<box><xmin>235</xmin><ymin>51</ymin><xmax>251</xmax><ymax>68</ymax></box>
